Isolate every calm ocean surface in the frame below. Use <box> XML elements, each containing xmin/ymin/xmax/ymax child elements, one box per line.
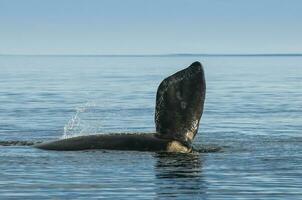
<box><xmin>0</xmin><ymin>55</ymin><xmax>301</xmax><ymax>199</ymax></box>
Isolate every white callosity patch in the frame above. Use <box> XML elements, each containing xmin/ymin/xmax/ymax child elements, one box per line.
<box><xmin>166</xmin><ymin>141</ymin><xmax>191</xmax><ymax>153</ymax></box>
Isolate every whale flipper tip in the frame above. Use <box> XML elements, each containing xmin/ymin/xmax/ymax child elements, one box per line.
<box><xmin>191</xmin><ymin>61</ymin><xmax>202</xmax><ymax>67</ymax></box>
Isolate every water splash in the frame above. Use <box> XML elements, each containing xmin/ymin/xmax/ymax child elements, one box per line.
<box><xmin>62</xmin><ymin>102</ymin><xmax>97</xmax><ymax>139</ymax></box>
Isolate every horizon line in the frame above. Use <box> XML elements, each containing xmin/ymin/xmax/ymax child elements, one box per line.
<box><xmin>1</xmin><ymin>53</ymin><xmax>302</xmax><ymax>57</ymax></box>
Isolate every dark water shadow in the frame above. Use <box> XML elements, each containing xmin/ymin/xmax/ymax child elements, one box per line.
<box><xmin>153</xmin><ymin>152</ymin><xmax>207</xmax><ymax>199</ymax></box>
<box><xmin>0</xmin><ymin>140</ymin><xmax>42</xmax><ymax>146</ymax></box>
<box><xmin>194</xmin><ymin>144</ymin><xmax>224</xmax><ymax>153</ymax></box>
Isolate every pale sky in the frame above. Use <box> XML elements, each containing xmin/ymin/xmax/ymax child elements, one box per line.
<box><xmin>0</xmin><ymin>0</ymin><xmax>301</xmax><ymax>55</ymax></box>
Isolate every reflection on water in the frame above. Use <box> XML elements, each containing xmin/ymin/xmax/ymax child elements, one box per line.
<box><xmin>1</xmin><ymin>55</ymin><xmax>302</xmax><ymax>199</ymax></box>
<box><xmin>154</xmin><ymin>153</ymin><xmax>206</xmax><ymax>199</ymax></box>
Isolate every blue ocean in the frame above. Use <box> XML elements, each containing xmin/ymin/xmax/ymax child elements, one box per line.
<box><xmin>0</xmin><ymin>55</ymin><xmax>301</xmax><ymax>199</ymax></box>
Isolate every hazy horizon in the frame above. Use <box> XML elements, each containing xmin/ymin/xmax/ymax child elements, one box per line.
<box><xmin>1</xmin><ymin>53</ymin><xmax>302</xmax><ymax>57</ymax></box>
<box><xmin>1</xmin><ymin>0</ymin><xmax>302</xmax><ymax>55</ymax></box>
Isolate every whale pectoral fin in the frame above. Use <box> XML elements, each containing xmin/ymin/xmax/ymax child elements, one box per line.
<box><xmin>155</xmin><ymin>61</ymin><xmax>206</xmax><ymax>146</ymax></box>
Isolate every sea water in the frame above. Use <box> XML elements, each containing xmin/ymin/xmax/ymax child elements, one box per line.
<box><xmin>0</xmin><ymin>55</ymin><xmax>301</xmax><ymax>199</ymax></box>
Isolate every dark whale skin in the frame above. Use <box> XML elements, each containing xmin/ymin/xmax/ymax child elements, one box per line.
<box><xmin>35</xmin><ymin>133</ymin><xmax>191</xmax><ymax>153</ymax></box>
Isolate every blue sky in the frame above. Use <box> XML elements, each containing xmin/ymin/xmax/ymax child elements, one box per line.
<box><xmin>0</xmin><ymin>0</ymin><xmax>301</xmax><ymax>55</ymax></box>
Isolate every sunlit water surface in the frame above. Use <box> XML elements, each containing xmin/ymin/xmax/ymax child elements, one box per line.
<box><xmin>0</xmin><ymin>55</ymin><xmax>302</xmax><ymax>199</ymax></box>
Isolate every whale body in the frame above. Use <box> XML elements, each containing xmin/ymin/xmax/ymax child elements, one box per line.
<box><xmin>35</xmin><ymin>61</ymin><xmax>206</xmax><ymax>153</ymax></box>
<box><xmin>35</xmin><ymin>133</ymin><xmax>191</xmax><ymax>152</ymax></box>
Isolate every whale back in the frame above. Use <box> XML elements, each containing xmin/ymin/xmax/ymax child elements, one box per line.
<box><xmin>155</xmin><ymin>61</ymin><xmax>206</xmax><ymax>146</ymax></box>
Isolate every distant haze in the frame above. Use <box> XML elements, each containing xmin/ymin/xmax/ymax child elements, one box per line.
<box><xmin>0</xmin><ymin>0</ymin><xmax>301</xmax><ymax>55</ymax></box>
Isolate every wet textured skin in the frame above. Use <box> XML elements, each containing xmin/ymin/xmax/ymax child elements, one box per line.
<box><xmin>35</xmin><ymin>133</ymin><xmax>192</xmax><ymax>153</ymax></box>
<box><xmin>35</xmin><ymin>62</ymin><xmax>206</xmax><ymax>153</ymax></box>
<box><xmin>155</xmin><ymin>61</ymin><xmax>206</xmax><ymax>146</ymax></box>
